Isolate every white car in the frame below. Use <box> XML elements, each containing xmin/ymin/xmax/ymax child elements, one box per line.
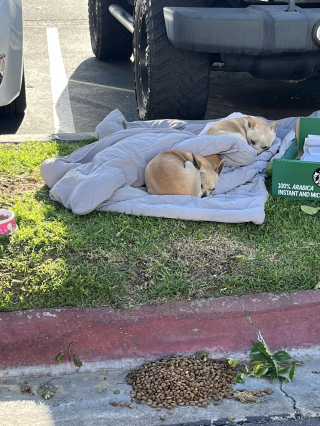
<box><xmin>0</xmin><ymin>0</ymin><xmax>25</xmax><ymax>116</ymax></box>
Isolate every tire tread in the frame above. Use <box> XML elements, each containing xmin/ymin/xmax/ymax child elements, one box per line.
<box><xmin>89</xmin><ymin>0</ymin><xmax>133</xmax><ymax>61</ymax></box>
<box><xmin>133</xmin><ymin>0</ymin><xmax>210</xmax><ymax>120</ymax></box>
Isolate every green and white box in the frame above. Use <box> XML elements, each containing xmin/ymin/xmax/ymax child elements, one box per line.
<box><xmin>272</xmin><ymin>117</ymin><xmax>320</xmax><ymax>200</ymax></box>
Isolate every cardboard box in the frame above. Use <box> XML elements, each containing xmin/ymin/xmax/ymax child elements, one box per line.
<box><xmin>272</xmin><ymin>117</ymin><xmax>320</xmax><ymax>200</ymax></box>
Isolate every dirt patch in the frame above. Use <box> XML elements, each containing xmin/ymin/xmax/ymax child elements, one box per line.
<box><xmin>64</xmin><ymin>233</ymin><xmax>255</xmax><ymax>308</ymax></box>
<box><xmin>165</xmin><ymin>235</ymin><xmax>252</xmax><ymax>281</ymax></box>
<box><xmin>0</xmin><ymin>173</ymin><xmax>44</xmax><ymax>206</ymax></box>
<box><xmin>127</xmin><ymin>234</ymin><xmax>254</xmax><ymax>291</ymax></box>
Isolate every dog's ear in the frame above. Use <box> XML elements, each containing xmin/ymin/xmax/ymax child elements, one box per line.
<box><xmin>269</xmin><ymin>120</ymin><xmax>278</xmax><ymax>131</ymax></box>
<box><xmin>192</xmin><ymin>154</ymin><xmax>201</xmax><ymax>170</ymax></box>
<box><xmin>245</xmin><ymin>116</ymin><xmax>257</xmax><ymax>129</ymax></box>
<box><xmin>216</xmin><ymin>159</ymin><xmax>225</xmax><ymax>175</ymax></box>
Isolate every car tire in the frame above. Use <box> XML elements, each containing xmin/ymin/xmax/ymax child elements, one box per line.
<box><xmin>0</xmin><ymin>72</ymin><xmax>26</xmax><ymax>116</ymax></box>
<box><xmin>133</xmin><ymin>0</ymin><xmax>210</xmax><ymax>120</ymax></box>
<box><xmin>89</xmin><ymin>0</ymin><xmax>133</xmax><ymax>60</ymax></box>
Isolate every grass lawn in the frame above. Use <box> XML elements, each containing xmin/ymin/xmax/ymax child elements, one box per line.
<box><xmin>0</xmin><ymin>140</ymin><xmax>320</xmax><ymax>311</ymax></box>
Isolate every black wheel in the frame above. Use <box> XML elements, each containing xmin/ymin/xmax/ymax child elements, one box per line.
<box><xmin>0</xmin><ymin>72</ymin><xmax>26</xmax><ymax>116</ymax></box>
<box><xmin>89</xmin><ymin>0</ymin><xmax>133</xmax><ymax>60</ymax></box>
<box><xmin>133</xmin><ymin>0</ymin><xmax>210</xmax><ymax>120</ymax></box>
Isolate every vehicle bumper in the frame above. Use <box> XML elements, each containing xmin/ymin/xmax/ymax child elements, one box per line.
<box><xmin>0</xmin><ymin>0</ymin><xmax>23</xmax><ymax>107</ymax></box>
<box><xmin>163</xmin><ymin>5</ymin><xmax>320</xmax><ymax>56</ymax></box>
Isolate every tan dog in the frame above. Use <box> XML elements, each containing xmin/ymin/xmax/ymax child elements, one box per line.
<box><xmin>206</xmin><ymin>116</ymin><xmax>277</xmax><ymax>154</ymax></box>
<box><xmin>145</xmin><ymin>150</ymin><xmax>225</xmax><ymax>198</ymax></box>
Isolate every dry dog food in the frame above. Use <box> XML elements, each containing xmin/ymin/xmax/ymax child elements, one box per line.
<box><xmin>126</xmin><ymin>355</ymin><xmax>237</xmax><ymax>409</ymax></box>
<box><xmin>0</xmin><ymin>215</ymin><xmax>9</xmax><ymax>221</ymax></box>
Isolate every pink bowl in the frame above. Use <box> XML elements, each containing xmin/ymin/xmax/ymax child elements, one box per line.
<box><xmin>0</xmin><ymin>209</ymin><xmax>18</xmax><ymax>236</ymax></box>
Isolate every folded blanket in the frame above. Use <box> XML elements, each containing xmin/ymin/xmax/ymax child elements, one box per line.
<box><xmin>40</xmin><ymin>109</ymin><xmax>320</xmax><ymax>225</ymax></box>
<box><xmin>304</xmin><ymin>135</ymin><xmax>320</xmax><ymax>150</ymax></box>
<box><xmin>300</xmin><ymin>154</ymin><xmax>320</xmax><ymax>162</ymax></box>
<box><xmin>304</xmin><ymin>147</ymin><xmax>320</xmax><ymax>155</ymax></box>
<box><xmin>300</xmin><ymin>135</ymin><xmax>320</xmax><ymax>161</ymax></box>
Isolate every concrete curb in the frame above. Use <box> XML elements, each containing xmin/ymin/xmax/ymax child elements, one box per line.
<box><xmin>0</xmin><ymin>132</ymin><xmax>96</xmax><ymax>143</ymax></box>
<box><xmin>1</xmin><ymin>290</ymin><xmax>319</xmax><ymax>373</ymax></box>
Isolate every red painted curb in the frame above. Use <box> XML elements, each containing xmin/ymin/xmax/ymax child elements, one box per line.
<box><xmin>0</xmin><ymin>290</ymin><xmax>319</xmax><ymax>370</ymax></box>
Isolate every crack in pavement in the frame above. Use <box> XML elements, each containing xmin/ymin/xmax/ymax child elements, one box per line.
<box><xmin>239</xmin><ymin>297</ymin><xmax>268</xmax><ymax>346</ymax></box>
<box><xmin>280</xmin><ymin>380</ymin><xmax>302</xmax><ymax>419</ymax></box>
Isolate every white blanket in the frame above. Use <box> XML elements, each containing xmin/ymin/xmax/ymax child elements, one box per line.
<box><xmin>40</xmin><ymin>109</ymin><xmax>320</xmax><ymax>225</ymax></box>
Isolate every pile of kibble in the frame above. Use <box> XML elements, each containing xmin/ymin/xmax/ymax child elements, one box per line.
<box><xmin>0</xmin><ymin>215</ymin><xmax>9</xmax><ymax>221</ymax></box>
<box><xmin>125</xmin><ymin>355</ymin><xmax>239</xmax><ymax>409</ymax></box>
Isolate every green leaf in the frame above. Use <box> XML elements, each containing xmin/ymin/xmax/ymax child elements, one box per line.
<box><xmin>251</xmin><ymin>360</ymin><xmax>268</xmax><ymax>366</ymax></box>
<box><xmin>266</xmin><ymin>162</ymin><xmax>273</xmax><ymax>176</ymax></box>
<box><xmin>301</xmin><ymin>206</ymin><xmax>320</xmax><ymax>215</ymax></box>
<box><xmin>278</xmin><ymin>361</ymin><xmax>296</xmax><ymax>382</ymax></box>
<box><xmin>252</xmin><ymin>362</ymin><xmax>264</xmax><ymax>373</ymax></box>
<box><xmin>228</xmin><ymin>358</ymin><xmax>241</xmax><ymax>368</ymax></box>
<box><xmin>229</xmin><ymin>254</ymin><xmax>247</xmax><ymax>259</ymax></box>
<box><xmin>277</xmin><ymin>366</ymin><xmax>291</xmax><ymax>381</ymax></box>
<box><xmin>274</xmin><ymin>360</ymin><xmax>280</xmax><ymax>372</ymax></box>
<box><xmin>272</xmin><ymin>350</ymin><xmax>292</xmax><ymax>362</ymax></box>
<box><xmin>251</xmin><ymin>341</ymin><xmax>272</xmax><ymax>363</ymax></box>
<box><xmin>236</xmin><ymin>373</ymin><xmax>245</xmax><ymax>384</ymax></box>
<box><xmin>37</xmin><ymin>384</ymin><xmax>56</xmax><ymax>400</ymax></box>
<box><xmin>248</xmin><ymin>341</ymin><xmax>296</xmax><ymax>383</ymax></box>
<box><xmin>54</xmin><ymin>352</ymin><xmax>64</xmax><ymax>364</ymax></box>
<box><xmin>253</xmin><ymin>365</ymin><xmax>270</xmax><ymax>378</ymax></box>
<box><xmin>289</xmin><ymin>361</ymin><xmax>296</xmax><ymax>381</ymax></box>
<box><xmin>73</xmin><ymin>354</ymin><xmax>83</xmax><ymax>368</ymax></box>
<box><xmin>267</xmin><ymin>367</ymin><xmax>278</xmax><ymax>383</ymax></box>
<box><xmin>314</xmin><ymin>282</ymin><xmax>320</xmax><ymax>290</ymax></box>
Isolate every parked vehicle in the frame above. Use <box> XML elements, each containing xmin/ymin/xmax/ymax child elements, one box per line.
<box><xmin>0</xmin><ymin>0</ymin><xmax>26</xmax><ymax>116</ymax></box>
<box><xmin>88</xmin><ymin>0</ymin><xmax>320</xmax><ymax>121</ymax></box>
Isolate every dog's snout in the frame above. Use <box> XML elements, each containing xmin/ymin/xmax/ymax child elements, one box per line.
<box><xmin>201</xmin><ymin>193</ymin><xmax>208</xmax><ymax>198</ymax></box>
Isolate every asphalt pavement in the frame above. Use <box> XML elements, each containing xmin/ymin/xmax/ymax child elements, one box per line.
<box><xmin>174</xmin><ymin>421</ymin><xmax>320</xmax><ymax>426</ymax></box>
<box><xmin>170</xmin><ymin>421</ymin><xmax>320</xmax><ymax>426</ymax></box>
<box><xmin>0</xmin><ymin>0</ymin><xmax>319</xmax><ymax>136</ymax></box>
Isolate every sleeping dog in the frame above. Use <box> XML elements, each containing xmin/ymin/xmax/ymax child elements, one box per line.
<box><xmin>205</xmin><ymin>116</ymin><xmax>277</xmax><ymax>154</ymax></box>
<box><xmin>145</xmin><ymin>150</ymin><xmax>225</xmax><ymax>198</ymax></box>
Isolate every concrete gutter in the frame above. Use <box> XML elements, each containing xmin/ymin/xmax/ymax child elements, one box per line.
<box><xmin>1</xmin><ymin>290</ymin><xmax>319</xmax><ymax>374</ymax></box>
<box><xmin>0</xmin><ymin>351</ymin><xmax>319</xmax><ymax>425</ymax></box>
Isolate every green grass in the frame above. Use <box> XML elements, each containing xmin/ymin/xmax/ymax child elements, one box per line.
<box><xmin>1</xmin><ymin>141</ymin><xmax>320</xmax><ymax>311</ymax></box>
